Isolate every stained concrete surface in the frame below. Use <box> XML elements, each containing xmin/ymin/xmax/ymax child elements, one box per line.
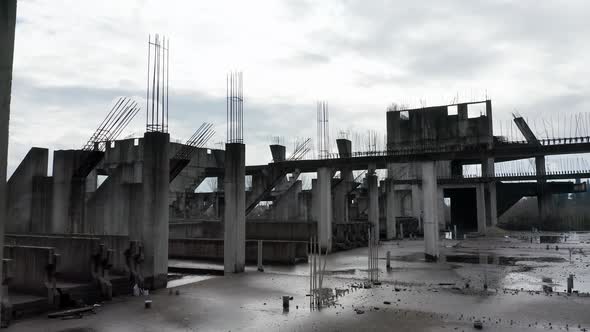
<box><xmin>7</xmin><ymin>232</ymin><xmax>590</xmax><ymax>331</ymax></box>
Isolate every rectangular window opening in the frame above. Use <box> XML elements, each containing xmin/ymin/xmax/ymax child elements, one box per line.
<box><xmin>447</xmin><ymin>105</ymin><xmax>458</xmax><ymax>116</ymax></box>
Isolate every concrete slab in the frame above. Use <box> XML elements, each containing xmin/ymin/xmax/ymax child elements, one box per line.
<box><xmin>5</xmin><ymin>232</ymin><xmax>590</xmax><ymax>331</ymax></box>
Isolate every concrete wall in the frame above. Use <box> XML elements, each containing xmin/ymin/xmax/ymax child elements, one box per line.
<box><xmin>168</xmin><ymin>144</ymin><xmax>224</xmax><ymax>193</ymax></box>
<box><xmin>3</xmin><ymin>245</ymin><xmax>57</xmax><ymax>297</ymax></box>
<box><xmin>387</xmin><ymin>102</ymin><xmax>493</xmax><ymax>150</ymax></box>
<box><xmin>31</xmin><ymin>176</ymin><xmax>53</xmax><ymax>233</ymax></box>
<box><xmin>51</xmin><ymin>150</ymin><xmax>96</xmax><ymax>233</ymax></box>
<box><xmin>170</xmin><ymin>220</ymin><xmax>316</xmax><ymax>242</ymax></box>
<box><xmin>6</xmin><ymin>147</ymin><xmax>48</xmax><ymax>233</ymax></box>
<box><xmin>169</xmin><ymin>238</ymin><xmax>307</xmax><ymax>264</ymax></box>
<box><xmin>5</xmin><ymin>234</ymin><xmax>99</xmax><ymax>282</ymax></box>
<box><xmin>85</xmin><ymin>171</ymin><xmax>142</xmax><ymax>235</ymax></box>
<box><xmin>271</xmin><ymin>180</ymin><xmax>301</xmax><ymax>221</ymax></box>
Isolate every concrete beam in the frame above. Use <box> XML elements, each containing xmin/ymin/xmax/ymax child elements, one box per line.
<box><xmin>0</xmin><ymin>0</ymin><xmax>17</xmax><ymax>321</ymax></box>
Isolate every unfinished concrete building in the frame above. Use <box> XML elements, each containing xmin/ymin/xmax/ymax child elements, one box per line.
<box><xmin>3</xmin><ymin>1</ymin><xmax>590</xmax><ymax>327</ymax></box>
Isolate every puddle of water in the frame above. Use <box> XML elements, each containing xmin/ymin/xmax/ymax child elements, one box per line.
<box><xmin>445</xmin><ymin>254</ymin><xmax>566</xmax><ymax>265</ymax></box>
<box><xmin>167</xmin><ymin>274</ymin><xmax>218</xmax><ymax>288</ymax></box>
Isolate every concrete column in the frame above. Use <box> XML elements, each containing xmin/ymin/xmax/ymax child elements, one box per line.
<box><xmin>311</xmin><ymin>178</ymin><xmax>318</xmax><ymax>222</ymax></box>
<box><xmin>385</xmin><ymin>179</ymin><xmax>397</xmax><ymax>239</ymax></box>
<box><xmin>476</xmin><ymin>183</ymin><xmax>486</xmax><ymax>233</ymax></box>
<box><xmin>333</xmin><ymin>183</ymin><xmax>349</xmax><ymax>223</ymax></box>
<box><xmin>140</xmin><ymin>132</ymin><xmax>170</xmax><ymax>289</ymax></box>
<box><xmin>316</xmin><ymin>167</ymin><xmax>332</xmax><ymax>251</ymax></box>
<box><xmin>422</xmin><ymin>161</ymin><xmax>439</xmax><ymax>260</ymax></box>
<box><xmin>535</xmin><ymin>156</ymin><xmax>551</xmax><ymax>221</ymax></box>
<box><xmin>411</xmin><ymin>185</ymin><xmax>422</xmax><ymax>231</ymax></box>
<box><xmin>482</xmin><ymin>158</ymin><xmax>497</xmax><ymax>227</ymax></box>
<box><xmin>1</xmin><ymin>0</ymin><xmax>17</xmax><ymax>321</ymax></box>
<box><xmin>224</xmin><ymin>143</ymin><xmax>246</xmax><ymax>273</ymax></box>
<box><xmin>438</xmin><ymin>186</ymin><xmax>445</xmax><ymax>229</ymax></box>
<box><xmin>367</xmin><ymin>172</ymin><xmax>379</xmax><ymax>241</ymax></box>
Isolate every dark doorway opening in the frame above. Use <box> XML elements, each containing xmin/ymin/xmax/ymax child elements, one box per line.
<box><xmin>445</xmin><ymin>188</ymin><xmax>478</xmax><ymax>232</ymax></box>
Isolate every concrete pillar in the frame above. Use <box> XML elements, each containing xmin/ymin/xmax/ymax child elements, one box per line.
<box><xmin>411</xmin><ymin>185</ymin><xmax>422</xmax><ymax>231</ymax></box>
<box><xmin>535</xmin><ymin>156</ymin><xmax>551</xmax><ymax>221</ymax></box>
<box><xmin>140</xmin><ymin>132</ymin><xmax>170</xmax><ymax>289</ymax></box>
<box><xmin>367</xmin><ymin>172</ymin><xmax>379</xmax><ymax>241</ymax></box>
<box><xmin>333</xmin><ymin>162</ymin><xmax>353</xmax><ymax>224</ymax></box>
<box><xmin>224</xmin><ymin>143</ymin><xmax>246</xmax><ymax>273</ymax></box>
<box><xmin>438</xmin><ymin>186</ymin><xmax>445</xmax><ymax>229</ymax></box>
<box><xmin>482</xmin><ymin>158</ymin><xmax>497</xmax><ymax>227</ymax></box>
<box><xmin>333</xmin><ymin>183</ymin><xmax>349</xmax><ymax>223</ymax></box>
<box><xmin>311</xmin><ymin>178</ymin><xmax>318</xmax><ymax>222</ymax></box>
<box><xmin>422</xmin><ymin>161</ymin><xmax>439</xmax><ymax>260</ymax></box>
<box><xmin>316</xmin><ymin>167</ymin><xmax>332</xmax><ymax>251</ymax></box>
<box><xmin>476</xmin><ymin>183</ymin><xmax>486</xmax><ymax>233</ymax></box>
<box><xmin>385</xmin><ymin>179</ymin><xmax>397</xmax><ymax>239</ymax></box>
<box><xmin>0</xmin><ymin>0</ymin><xmax>17</xmax><ymax>321</ymax></box>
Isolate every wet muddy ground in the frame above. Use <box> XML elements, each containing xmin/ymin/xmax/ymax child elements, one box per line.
<box><xmin>7</xmin><ymin>232</ymin><xmax>590</xmax><ymax>331</ymax></box>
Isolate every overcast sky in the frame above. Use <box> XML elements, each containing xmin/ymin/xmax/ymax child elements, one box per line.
<box><xmin>7</xmin><ymin>0</ymin><xmax>590</xmax><ymax>176</ymax></box>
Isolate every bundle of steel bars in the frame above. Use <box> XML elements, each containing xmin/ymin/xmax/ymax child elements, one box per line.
<box><xmin>227</xmin><ymin>72</ymin><xmax>243</xmax><ymax>144</ymax></box>
<box><xmin>309</xmin><ymin>236</ymin><xmax>327</xmax><ymax>310</ymax></box>
<box><xmin>288</xmin><ymin>138</ymin><xmax>312</xmax><ymax>160</ymax></box>
<box><xmin>174</xmin><ymin>122</ymin><xmax>215</xmax><ymax>160</ymax></box>
<box><xmin>367</xmin><ymin>227</ymin><xmax>379</xmax><ymax>283</ymax></box>
<box><xmin>82</xmin><ymin>97</ymin><xmax>140</xmax><ymax>151</ymax></box>
<box><xmin>146</xmin><ymin>34</ymin><xmax>169</xmax><ymax>133</ymax></box>
<box><xmin>317</xmin><ymin>101</ymin><xmax>329</xmax><ymax>159</ymax></box>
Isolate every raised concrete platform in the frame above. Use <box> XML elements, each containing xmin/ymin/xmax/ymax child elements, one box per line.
<box><xmin>4</xmin><ymin>232</ymin><xmax>590</xmax><ymax>331</ymax></box>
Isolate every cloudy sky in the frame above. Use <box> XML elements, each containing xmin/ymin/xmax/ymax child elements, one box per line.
<box><xmin>7</xmin><ymin>0</ymin><xmax>590</xmax><ymax>176</ymax></box>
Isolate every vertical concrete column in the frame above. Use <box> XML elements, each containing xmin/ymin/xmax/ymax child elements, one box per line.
<box><xmin>476</xmin><ymin>183</ymin><xmax>486</xmax><ymax>233</ymax></box>
<box><xmin>0</xmin><ymin>0</ymin><xmax>17</xmax><ymax>320</ymax></box>
<box><xmin>482</xmin><ymin>158</ymin><xmax>497</xmax><ymax>227</ymax></box>
<box><xmin>333</xmin><ymin>161</ymin><xmax>352</xmax><ymax>224</ymax></box>
<box><xmin>316</xmin><ymin>167</ymin><xmax>332</xmax><ymax>251</ymax></box>
<box><xmin>438</xmin><ymin>186</ymin><xmax>445</xmax><ymax>229</ymax></box>
<box><xmin>140</xmin><ymin>132</ymin><xmax>170</xmax><ymax>289</ymax></box>
<box><xmin>422</xmin><ymin>161</ymin><xmax>439</xmax><ymax>260</ymax></box>
<box><xmin>224</xmin><ymin>143</ymin><xmax>246</xmax><ymax>273</ymax></box>
<box><xmin>535</xmin><ymin>156</ymin><xmax>551</xmax><ymax>221</ymax></box>
<box><xmin>411</xmin><ymin>185</ymin><xmax>422</xmax><ymax>231</ymax></box>
<box><xmin>310</xmin><ymin>178</ymin><xmax>318</xmax><ymax>222</ymax></box>
<box><xmin>333</xmin><ymin>183</ymin><xmax>349</xmax><ymax>223</ymax></box>
<box><xmin>385</xmin><ymin>178</ymin><xmax>397</xmax><ymax>239</ymax></box>
<box><xmin>367</xmin><ymin>171</ymin><xmax>379</xmax><ymax>241</ymax></box>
